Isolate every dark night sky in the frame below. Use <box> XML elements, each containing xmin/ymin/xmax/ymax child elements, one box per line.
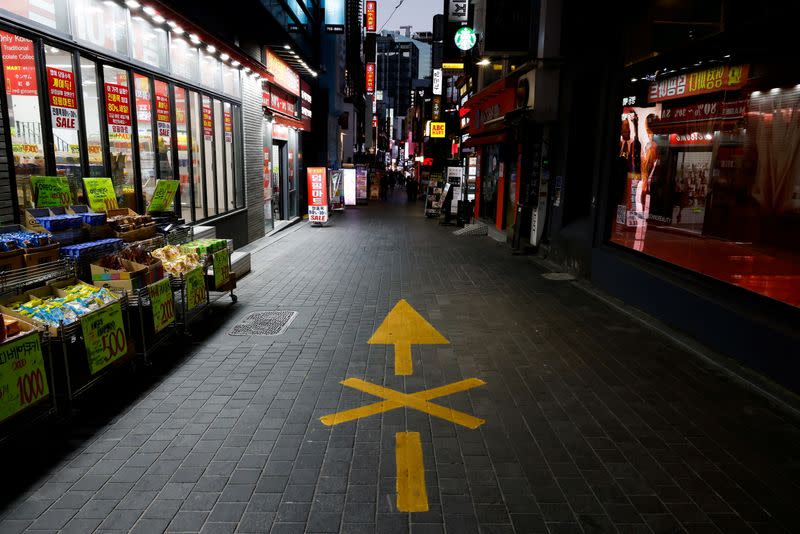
<box><xmin>376</xmin><ymin>0</ymin><xmax>442</xmax><ymax>33</ymax></box>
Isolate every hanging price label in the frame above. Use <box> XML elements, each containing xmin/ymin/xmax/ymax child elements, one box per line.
<box><xmin>81</xmin><ymin>302</ymin><xmax>128</xmax><ymax>375</ymax></box>
<box><xmin>147</xmin><ymin>179</ymin><xmax>180</xmax><ymax>212</ymax></box>
<box><xmin>83</xmin><ymin>177</ymin><xmax>118</xmax><ymax>212</ymax></box>
<box><xmin>149</xmin><ymin>278</ymin><xmax>175</xmax><ymax>333</ymax></box>
<box><xmin>213</xmin><ymin>249</ymin><xmax>231</xmax><ymax>289</ymax></box>
<box><xmin>185</xmin><ymin>267</ymin><xmax>206</xmax><ymax>311</ymax></box>
<box><xmin>30</xmin><ymin>176</ymin><xmax>72</xmax><ymax>207</ymax></box>
<box><xmin>0</xmin><ymin>331</ymin><xmax>49</xmax><ymax>424</ymax></box>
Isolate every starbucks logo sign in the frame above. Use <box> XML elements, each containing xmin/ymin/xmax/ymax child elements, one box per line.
<box><xmin>454</xmin><ymin>27</ymin><xmax>477</xmax><ymax>51</ymax></box>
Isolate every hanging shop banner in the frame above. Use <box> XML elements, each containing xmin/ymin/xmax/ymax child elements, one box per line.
<box><xmin>366</xmin><ymin>63</ymin><xmax>376</xmax><ymax>94</ymax></box>
<box><xmin>266</xmin><ymin>50</ymin><xmax>300</xmax><ymax>96</ymax></box>
<box><xmin>0</xmin><ymin>331</ymin><xmax>49</xmax><ymax>424</ymax></box>
<box><xmin>147</xmin><ymin>179</ymin><xmax>180</xmax><ymax>212</ymax></box>
<box><xmin>0</xmin><ymin>31</ymin><xmax>38</xmax><ymax>96</ymax></box>
<box><xmin>149</xmin><ymin>278</ymin><xmax>175</xmax><ymax>334</ymax></box>
<box><xmin>430</xmin><ymin>122</ymin><xmax>446</xmax><ymax>138</ymax></box>
<box><xmin>365</xmin><ymin>1</ymin><xmax>377</xmax><ymax>32</ymax></box>
<box><xmin>449</xmin><ymin>0</ymin><xmax>468</xmax><ymax>22</ymax></box>
<box><xmin>213</xmin><ymin>249</ymin><xmax>231</xmax><ymax>289</ymax></box>
<box><xmin>433</xmin><ymin>68</ymin><xmax>443</xmax><ymax>96</ymax></box>
<box><xmin>224</xmin><ymin>111</ymin><xmax>233</xmax><ymax>142</ymax></box>
<box><xmin>648</xmin><ymin>65</ymin><xmax>749</xmax><ymax>103</ymax></box>
<box><xmin>82</xmin><ymin>302</ymin><xmax>128</xmax><ymax>375</ymax></box>
<box><xmin>155</xmin><ymin>93</ymin><xmax>171</xmax><ymax>136</ymax></box>
<box><xmin>104</xmin><ymin>82</ymin><xmax>132</xmax><ymax>137</ymax></box>
<box><xmin>325</xmin><ymin>0</ymin><xmax>345</xmax><ymax>32</ymax></box>
<box><xmin>47</xmin><ymin>67</ymin><xmax>78</xmax><ymax>130</ymax></box>
<box><xmin>185</xmin><ymin>266</ymin><xmax>206</xmax><ymax>311</ymax></box>
<box><xmin>202</xmin><ymin>99</ymin><xmax>213</xmax><ymax>140</ymax></box>
<box><xmin>30</xmin><ymin>176</ymin><xmax>71</xmax><ymax>207</ymax></box>
<box><xmin>356</xmin><ymin>166</ymin><xmax>368</xmax><ymax>201</ymax></box>
<box><xmin>307</xmin><ymin>167</ymin><xmax>329</xmax><ymax>223</ymax></box>
<box><xmin>83</xmin><ymin>177</ymin><xmax>118</xmax><ymax>212</ymax></box>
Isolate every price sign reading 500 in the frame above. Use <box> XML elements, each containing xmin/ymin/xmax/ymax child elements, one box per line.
<box><xmin>81</xmin><ymin>302</ymin><xmax>128</xmax><ymax>376</ymax></box>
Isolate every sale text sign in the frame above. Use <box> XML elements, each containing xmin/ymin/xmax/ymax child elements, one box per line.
<box><xmin>307</xmin><ymin>167</ymin><xmax>329</xmax><ymax>224</ymax></box>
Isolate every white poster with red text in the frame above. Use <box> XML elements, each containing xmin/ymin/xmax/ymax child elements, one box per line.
<box><xmin>307</xmin><ymin>167</ymin><xmax>329</xmax><ymax>224</ymax></box>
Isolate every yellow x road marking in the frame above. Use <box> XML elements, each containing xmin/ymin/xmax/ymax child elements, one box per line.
<box><xmin>320</xmin><ymin>378</ymin><xmax>486</xmax><ymax>429</ymax></box>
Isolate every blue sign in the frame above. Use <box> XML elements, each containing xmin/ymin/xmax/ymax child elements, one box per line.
<box><xmin>325</xmin><ymin>0</ymin><xmax>345</xmax><ymax>32</ymax></box>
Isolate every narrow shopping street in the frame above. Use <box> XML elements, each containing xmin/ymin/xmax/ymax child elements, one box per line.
<box><xmin>0</xmin><ymin>195</ymin><xmax>797</xmax><ymax>534</ymax></box>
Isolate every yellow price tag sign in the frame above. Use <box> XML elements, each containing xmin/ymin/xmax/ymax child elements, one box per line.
<box><xmin>213</xmin><ymin>249</ymin><xmax>231</xmax><ymax>289</ymax></box>
<box><xmin>0</xmin><ymin>332</ymin><xmax>49</xmax><ymax>423</ymax></box>
<box><xmin>149</xmin><ymin>278</ymin><xmax>175</xmax><ymax>333</ymax></box>
<box><xmin>81</xmin><ymin>302</ymin><xmax>128</xmax><ymax>375</ymax></box>
<box><xmin>30</xmin><ymin>176</ymin><xmax>72</xmax><ymax>207</ymax></box>
<box><xmin>185</xmin><ymin>267</ymin><xmax>206</xmax><ymax>311</ymax></box>
<box><xmin>82</xmin><ymin>177</ymin><xmax>118</xmax><ymax>212</ymax></box>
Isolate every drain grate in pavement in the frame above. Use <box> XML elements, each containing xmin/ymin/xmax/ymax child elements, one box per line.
<box><xmin>542</xmin><ymin>272</ymin><xmax>577</xmax><ymax>281</ymax></box>
<box><xmin>229</xmin><ymin>311</ymin><xmax>298</xmax><ymax>336</ymax></box>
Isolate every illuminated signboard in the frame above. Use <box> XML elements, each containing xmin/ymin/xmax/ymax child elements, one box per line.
<box><xmin>430</xmin><ymin>122</ymin><xmax>446</xmax><ymax>138</ymax></box>
<box><xmin>365</xmin><ymin>1</ymin><xmax>377</xmax><ymax>33</ymax></box>
<box><xmin>266</xmin><ymin>49</ymin><xmax>300</xmax><ymax>96</ymax></box>
<box><xmin>325</xmin><ymin>0</ymin><xmax>345</xmax><ymax>33</ymax></box>
<box><xmin>366</xmin><ymin>63</ymin><xmax>376</xmax><ymax>94</ymax></box>
<box><xmin>433</xmin><ymin>68</ymin><xmax>443</xmax><ymax>96</ymax></box>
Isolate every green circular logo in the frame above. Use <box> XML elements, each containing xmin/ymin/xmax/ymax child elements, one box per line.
<box><xmin>454</xmin><ymin>27</ymin><xmax>477</xmax><ymax>51</ymax></box>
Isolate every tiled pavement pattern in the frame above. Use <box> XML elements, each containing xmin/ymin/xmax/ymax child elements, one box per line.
<box><xmin>1</xmin><ymin>194</ymin><xmax>799</xmax><ymax>534</ymax></box>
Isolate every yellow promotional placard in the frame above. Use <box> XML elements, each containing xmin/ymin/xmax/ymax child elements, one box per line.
<box><xmin>185</xmin><ymin>267</ymin><xmax>206</xmax><ymax>311</ymax></box>
<box><xmin>149</xmin><ymin>278</ymin><xmax>175</xmax><ymax>333</ymax></box>
<box><xmin>82</xmin><ymin>177</ymin><xmax>119</xmax><ymax>212</ymax></box>
<box><xmin>147</xmin><ymin>179</ymin><xmax>180</xmax><ymax>212</ymax></box>
<box><xmin>30</xmin><ymin>176</ymin><xmax>72</xmax><ymax>207</ymax></box>
<box><xmin>0</xmin><ymin>332</ymin><xmax>49</xmax><ymax>423</ymax></box>
<box><xmin>213</xmin><ymin>249</ymin><xmax>231</xmax><ymax>289</ymax></box>
<box><xmin>81</xmin><ymin>302</ymin><xmax>128</xmax><ymax>375</ymax></box>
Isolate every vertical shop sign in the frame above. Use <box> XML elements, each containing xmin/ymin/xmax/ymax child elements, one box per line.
<box><xmin>202</xmin><ymin>99</ymin><xmax>213</xmax><ymax>140</ymax></box>
<box><xmin>433</xmin><ymin>69</ymin><xmax>443</xmax><ymax>96</ymax></box>
<box><xmin>47</xmin><ymin>67</ymin><xmax>78</xmax><ymax>130</ymax></box>
<box><xmin>104</xmin><ymin>82</ymin><xmax>132</xmax><ymax>138</ymax></box>
<box><xmin>307</xmin><ymin>167</ymin><xmax>329</xmax><ymax>223</ymax></box>
<box><xmin>365</xmin><ymin>1</ymin><xmax>378</xmax><ymax>32</ymax></box>
<box><xmin>155</xmin><ymin>92</ymin><xmax>171</xmax><ymax>137</ymax></box>
<box><xmin>0</xmin><ymin>332</ymin><xmax>49</xmax><ymax>424</ymax></box>
<box><xmin>325</xmin><ymin>0</ymin><xmax>346</xmax><ymax>32</ymax></box>
<box><xmin>0</xmin><ymin>31</ymin><xmax>37</xmax><ymax>96</ymax></box>
<box><xmin>448</xmin><ymin>0</ymin><xmax>468</xmax><ymax>22</ymax></box>
<box><xmin>224</xmin><ymin>111</ymin><xmax>233</xmax><ymax>142</ymax></box>
<box><xmin>366</xmin><ymin>63</ymin><xmax>376</xmax><ymax>94</ymax></box>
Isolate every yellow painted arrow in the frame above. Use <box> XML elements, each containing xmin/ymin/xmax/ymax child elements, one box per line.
<box><xmin>368</xmin><ymin>299</ymin><xmax>449</xmax><ymax>376</ymax></box>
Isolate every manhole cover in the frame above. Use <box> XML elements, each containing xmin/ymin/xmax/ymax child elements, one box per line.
<box><xmin>229</xmin><ymin>311</ymin><xmax>298</xmax><ymax>336</ymax></box>
<box><xmin>541</xmin><ymin>273</ymin><xmax>576</xmax><ymax>281</ymax></box>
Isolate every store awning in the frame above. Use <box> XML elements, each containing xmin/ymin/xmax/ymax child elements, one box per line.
<box><xmin>463</xmin><ymin>132</ymin><xmax>508</xmax><ymax>148</ymax></box>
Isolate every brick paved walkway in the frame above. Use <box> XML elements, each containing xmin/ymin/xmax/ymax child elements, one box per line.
<box><xmin>1</xmin><ymin>193</ymin><xmax>798</xmax><ymax>533</ymax></box>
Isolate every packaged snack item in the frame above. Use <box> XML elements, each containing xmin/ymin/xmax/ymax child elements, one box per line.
<box><xmin>152</xmin><ymin>245</ymin><xmax>200</xmax><ymax>275</ymax></box>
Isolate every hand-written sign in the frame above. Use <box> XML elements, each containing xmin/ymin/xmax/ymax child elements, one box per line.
<box><xmin>81</xmin><ymin>302</ymin><xmax>127</xmax><ymax>375</ymax></box>
<box><xmin>147</xmin><ymin>179</ymin><xmax>179</xmax><ymax>212</ymax></box>
<box><xmin>149</xmin><ymin>278</ymin><xmax>175</xmax><ymax>333</ymax></box>
<box><xmin>83</xmin><ymin>177</ymin><xmax>118</xmax><ymax>212</ymax></box>
<box><xmin>185</xmin><ymin>267</ymin><xmax>206</xmax><ymax>311</ymax></box>
<box><xmin>213</xmin><ymin>249</ymin><xmax>231</xmax><ymax>289</ymax></box>
<box><xmin>0</xmin><ymin>332</ymin><xmax>49</xmax><ymax>423</ymax></box>
<box><xmin>30</xmin><ymin>176</ymin><xmax>72</xmax><ymax>207</ymax></box>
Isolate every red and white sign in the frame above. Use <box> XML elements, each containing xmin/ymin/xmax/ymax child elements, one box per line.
<box><xmin>265</xmin><ymin>85</ymin><xmax>297</xmax><ymax>117</ymax></box>
<box><xmin>648</xmin><ymin>65</ymin><xmax>749</xmax><ymax>103</ymax></box>
<box><xmin>224</xmin><ymin>111</ymin><xmax>233</xmax><ymax>143</ymax></box>
<box><xmin>655</xmin><ymin>100</ymin><xmax>747</xmax><ymax>126</ymax></box>
<box><xmin>155</xmin><ymin>92</ymin><xmax>171</xmax><ymax>137</ymax></box>
<box><xmin>669</xmin><ymin>132</ymin><xmax>714</xmax><ymax>146</ymax></box>
<box><xmin>372</xmin><ymin>115</ymin><xmax>378</xmax><ymax>128</ymax></box>
<box><xmin>266</xmin><ymin>50</ymin><xmax>300</xmax><ymax>96</ymax></box>
<box><xmin>1</xmin><ymin>31</ymin><xmax>37</xmax><ymax>96</ymax></box>
<box><xmin>47</xmin><ymin>67</ymin><xmax>78</xmax><ymax>130</ymax></box>
<box><xmin>104</xmin><ymin>82</ymin><xmax>132</xmax><ymax>137</ymax></box>
<box><xmin>366</xmin><ymin>63</ymin><xmax>376</xmax><ymax>94</ymax></box>
<box><xmin>202</xmin><ymin>99</ymin><xmax>213</xmax><ymax>140</ymax></box>
<box><xmin>365</xmin><ymin>1</ymin><xmax>377</xmax><ymax>32</ymax></box>
<box><xmin>307</xmin><ymin>167</ymin><xmax>329</xmax><ymax>224</ymax></box>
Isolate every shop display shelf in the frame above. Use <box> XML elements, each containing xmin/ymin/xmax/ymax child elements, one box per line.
<box><xmin>171</xmin><ymin>273</ymin><xmax>210</xmax><ymax>335</ymax></box>
<box><xmin>0</xmin><ymin>259</ymin><xmax>74</xmax><ymax>296</ymax></box>
<box><xmin>129</xmin><ymin>283</ymin><xmax>177</xmax><ymax>365</ymax></box>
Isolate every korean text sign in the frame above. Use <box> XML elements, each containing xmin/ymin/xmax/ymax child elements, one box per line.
<box><xmin>0</xmin><ymin>332</ymin><xmax>49</xmax><ymax>423</ymax></box>
<box><xmin>307</xmin><ymin>167</ymin><xmax>329</xmax><ymax>224</ymax></box>
<box><xmin>81</xmin><ymin>302</ymin><xmax>128</xmax><ymax>375</ymax></box>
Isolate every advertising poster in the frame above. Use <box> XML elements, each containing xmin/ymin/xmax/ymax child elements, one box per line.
<box><xmin>330</xmin><ymin>170</ymin><xmax>344</xmax><ymax>211</ymax></box>
<box><xmin>343</xmin><ymin>168</ymin><xmax>357</xmax><ymax>206</ymax></box>
<box><xmin>202</xmin><ymin>99</ymin><xmax>213</xmax><ymax>140</ymax></box>
<box><xmin>356</xmin><ymin>166</ymin><xmax>368</xmax><ymax>202</ymax></box>
<box><xmin>155</xmin><ymin>92</ymin><xmax>171</xmax><ymax>137</ymax></box>
<box><xmin>307</xmin><ymin>167</ymin><xmax>329</xmax><ymax>223</ymax></box>
<box><xmin>104</xmin><ymin>82</ymin><xmax>132</xmax><ymax>138</ymax></box>
<box><xmin>0</xmin><ymin>332</ymin><xmax>49</xmax><ymax>423</ymax></box>
<box><xmin>224</xmin><ymin>111</ymin><xmax>233</xmax><ymax>142</ymax></box>
<box><xmin>0</xmin><ymin>31</ymin><xmax>37</xmax><ymax>96</ymax></box>
<box><xmin>47</xmin><ymin>67</ymin><xmax>78</xmax><ymax>130</ymax></box>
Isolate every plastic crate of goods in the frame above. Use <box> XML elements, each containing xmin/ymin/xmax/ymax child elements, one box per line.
<box><xmin>35</xmin><ymin>214</ymin><xmax>84</xmax><ymax>231</ymax></box>
<box><xmin>3</xmin><ymin>283</ymin><xmax>117</xmax><ymax>328</ymax></box>
<box><xmin>60</xmin><ymin>238</ymin><xmax>124</xmax><ymax>260</ymax></box>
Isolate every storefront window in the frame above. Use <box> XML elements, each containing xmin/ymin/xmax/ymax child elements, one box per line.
<box><xmin>480</xmin><ymin>145</ymin><xmax>501</xmax><ymax>222</ymax></box>
<box><xmin>71</xmin><ymin>0</ymin><xmax>128</xmax><ymax>56</ymax></box>
<box><xmin>2</xmin><ymin>0</ymin><xmax>69</xmax><ymax>33</ymax></box>
<box><xmin>222</xmin><ymin>66</ymin><xmax>240</xmax><ymax>98</ymax></box>
<box><xmin>189</xmin><ymin>91</ymin><xmax>204</xmax><ymax>220</ymax></box>
<box><xmin>175</xmin><ymin>87</ymin><xmax>192</xmax><ymax>221</ymax></box>
<box><xmin>154</xmin><ymin>79</ymin><xmax>173</xmax><ymax>182</ymax></box>
<box><xmin>103</xmin><ymin>65</ymin><xmax>134</xmax><ymax>207</ymax></box>
<box><xmin>80</xmin><ymin>58</ymin><xmax>105</xmax><ymax>178</ymax></box>
<box><xmin>2</xmin><ymin>31</ymin><xmax>45</xmax><ymax>212</ymax></box>
<box><xmin>202</xmin><ymin>95</ymin><xmax>216</xmax><ymax>216</ymax></box>
<box><xmin>170</xmin><ymin>37</ymin><xmax>199</xmax><ymax>81</ymax></box>
<box><xmin>130</xmin><ymin>15</ymin><xmax>168</xmax><ymax>70</ymax></box>
<box><xmin>200</xmin><ymin>53</ymin><xmax>221</xmax><ymax>92</ymax></box>
<box><xmin>235</xmin><ymin>106</ymin><xmax>244</xmax><ymax>209</ymax></box>
<box><xmin>612</xmin><ymin>62</ymin><xmax>800</xmax><ymax>308</ymax></box>
<box><xmin>214</xmin><ymin>99</ymin><xmax>225</xmax><ymax>213</ymax></box>
<box><xmin>223</xmin><ymin>102</ymin><xmax>235</xmax><ymax>210</ymax></box>
<box><xmin>134</xmin><ymin>73</ymin><xmax>155</xmax><ymax>206</ymax></box>
<box><xmin>45</xmin><ymin>46</ymin><xmax>83</xmax><ymax>202</ymax></box>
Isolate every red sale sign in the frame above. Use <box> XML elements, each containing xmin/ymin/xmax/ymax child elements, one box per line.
<box><xmin>1</xmin><ymin>31</ymin><xmax>38</xmax><ymax>96</ymax></box>
<box><xmin>307</xmin><ymin>167</ymin><xmax>329</xmax><ymax>224</ymax></box>
<box><xmin>47</xmin><ymin>67</ymin><xmax>78</xmax><ymax>130</ymax></box>
<box><xmin>104</xmin><ymin>82</ymin><xmax>132</xmax><ymax>137</ymax></box>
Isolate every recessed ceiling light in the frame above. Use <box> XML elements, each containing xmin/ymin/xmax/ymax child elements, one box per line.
<box><xmin>220</xmin><ymin>53</ymin><xmax>230</xmax><ymax>61</ymax></box>
<box><xmin>207</xmin><ymin>45</ymin><xmax>216</xmax><ymax>53</ymax></box>
<box><xmin>152</xmin><ymin>14</ymin><xmax>165</xmax><ymax>23</ymax></box>
<box><xmin>244</xmin><ymin>67</ymin><xmax>252</xmax><ymax>73</ymax></box>
<box><xmin>142</xmin><ymin>5</ymin><xmax>155</xmax><ymax>15</ymax></box>
<box><xmin>231</xmin><ymin>60</ymin><xmax>240</xmax><ymax>67</ymax></box>
<box><xmin>284</xmin><ymin>44</ymin><xmax>291</xmax><ymax>50</ymax></box>
<box><xmin>125</xmin><ymin>0</ymin><xmax>141</xmax><ymax>8</ymax></box>
<box><xmin>189</xmin><ymin>33</ymin><xmax>200</xmax><ymax>43</ymax></box>
<box><xmin>170</xmin><ymin>24</ymin><xmax>183</xmax><ymax>34</ymax></box>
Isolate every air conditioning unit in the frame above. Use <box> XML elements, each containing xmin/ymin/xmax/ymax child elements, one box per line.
<box><xmin>516</xmin><ymin>71</ymin><xmax>536</xmax><ymax>110</ymax></box>
<box><xmin>516</xmin><ymin>68</ymin><xmax>559</xmax><ymax>121</ymax></box>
